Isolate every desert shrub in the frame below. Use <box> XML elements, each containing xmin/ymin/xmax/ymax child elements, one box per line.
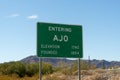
<box><xmin>0</xmin><ymin>62</ymin><xmax>10</xmax><ymax>75</ymax></box>
<box><xmin>13</xmin><ymin>62</ymin><xmax>26</xmax><ymax>77</ymax></box>
<box><xmin>61</xmin><ymin>68</ymin><xmax>73</xmax><ymax>75</ymax></box>
<box><xmin>81</xmin><ymin>61</ymin><xmax>89</xmax><ymax>70</ymax></box>
<box><xmin>26</xmin><ymin>63</ymin><xmax>39</xmax><ymax>77</ymax></box>
<box><xmin>71</xmin><ymin>60</ymin><xmax>90</xmax><ymax>70</ymax></box>
<box><xmin>56</xmin><ymin>60</ymin><xmax>92</xmax><ymax>75</ymax></box>
<box><xmin>42</xmin><ymin>63</ymin><xmax>53</xmax><ymax>75</ymax></box>
<box><xmin>0</xmin><ymin>62</ymin><xmax>26</xmax><ymax>77</ymax></box>
<box><xmin>0</xmin><ymin>61</ymin><xmax>54</xmax><ymax>77</ymax></box>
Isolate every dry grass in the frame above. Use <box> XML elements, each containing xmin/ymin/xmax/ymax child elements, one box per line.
<box><xmin>0</xmin><ymin>73</ymin><xmax>39</xmax><ymax>80</ymax></box>
<box><xmin>43</xmin><ymin>72</ymin><xmax>66</xmax><ymax>80</ymax></box>
<box><xmin>0</xmin><ymin>69</ymin><xmax>120</xmax><ymax>80</ymax></box>
<box><xmin>81</xmin><ymin>69</ymin><xmax>120</xmax><ymax>80</ymax></box>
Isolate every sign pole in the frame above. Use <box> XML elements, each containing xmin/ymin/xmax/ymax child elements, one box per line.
<box><xmin>39</xmin><ymin>58</ymin><xmax>42</xmax><ymax>80</ymax></box>
<box><xmin>78</xmin><ymin>58</ymin><xmax>81</xmax><ymax>80</ymax></box>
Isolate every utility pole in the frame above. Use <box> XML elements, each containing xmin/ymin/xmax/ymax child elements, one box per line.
<box><xmin>88</xmin><ymin>56</ymin><xmax>91</xmax><ymax>69</ymax></box>
<box><xmin>102</xmin><ymin>60</ymin><xmax>105</xmax><ymax>69</ymax></box>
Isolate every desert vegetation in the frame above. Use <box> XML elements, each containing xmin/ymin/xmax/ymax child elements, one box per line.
<box><xmin>0</xmin><ymin>61</ymin><xmax>53</xmax><ymax>80</ymax></box>
<box><xmin>0</xmin><ymin>60</ymin><xmax>120</xmax><ymax>80</ymax></box>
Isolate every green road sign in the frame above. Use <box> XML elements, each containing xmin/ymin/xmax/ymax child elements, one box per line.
<box><xmin>37</xmin><ymin>22</ymin><xmax>83</xmax><ymax>58</ymax></box>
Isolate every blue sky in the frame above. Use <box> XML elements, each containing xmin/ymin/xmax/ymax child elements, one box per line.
<box><xmin>0</xmin><ymin>0</ymin><xmax>120</xmax><ymax>63</ymax></box>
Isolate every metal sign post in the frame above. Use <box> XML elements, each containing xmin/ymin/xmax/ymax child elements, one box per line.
<box><xmin>78</xmin><ymin>58</ymin><xmax>81</xmax><ymax>80</ymax></box>
<box><xmin>39</xmin><ymin>58</ymin><xmax>42</xmax><ymax>80</ymax></box>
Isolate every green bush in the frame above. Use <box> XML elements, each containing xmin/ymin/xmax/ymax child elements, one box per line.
<box><xmin>0</xmin><ymin>62</ymin><xmax>10</xmax><ymax>75</ymax></box>
<box><xmin>0</xmin><ymin>62</ymin><xmax>26</xmax><ymax>77</ymax></box>
<box><xmin>14</xmin><ymin>62</ymin><xmax>26</xmax><ymax>77</ymax></box>
<box><xmin>26</xmin><ymin>63</ymin><xmax>39</xmax><ymax>77</ymax></box>
<box><xmin>42</xmin><ymin>63</ymin><xmax>53</xmax><ymax>75</ymax></box>
<box><xmin>0</xmin><ymin>61</ymin><xmax>54</xmax><ymax>77</ymax></box>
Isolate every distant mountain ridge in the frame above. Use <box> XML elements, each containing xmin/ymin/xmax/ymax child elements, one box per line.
<box><xmin>88</xmin><ymin>59</ymin><xmax>120</xmax><ymax>68</ymax></box>
<box><xmin>20</xmin><ymin>55</ymin><xmax>120</xmax><ymax>68</ymax></box>
<box><xmin>20</xmin><ymin>55</ymin><xmax>73</xmax><ymax>66</ymax></box>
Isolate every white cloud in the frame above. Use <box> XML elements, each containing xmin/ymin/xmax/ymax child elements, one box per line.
<box><xmin>27</xmin><ymin>15</ymin><xmax>38</xmax><ymax>19</ymax></box>
<box><xmin>8</xmin><ymin>14</ymin><xmax>19</xmax><ymax>18</ymax></box>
